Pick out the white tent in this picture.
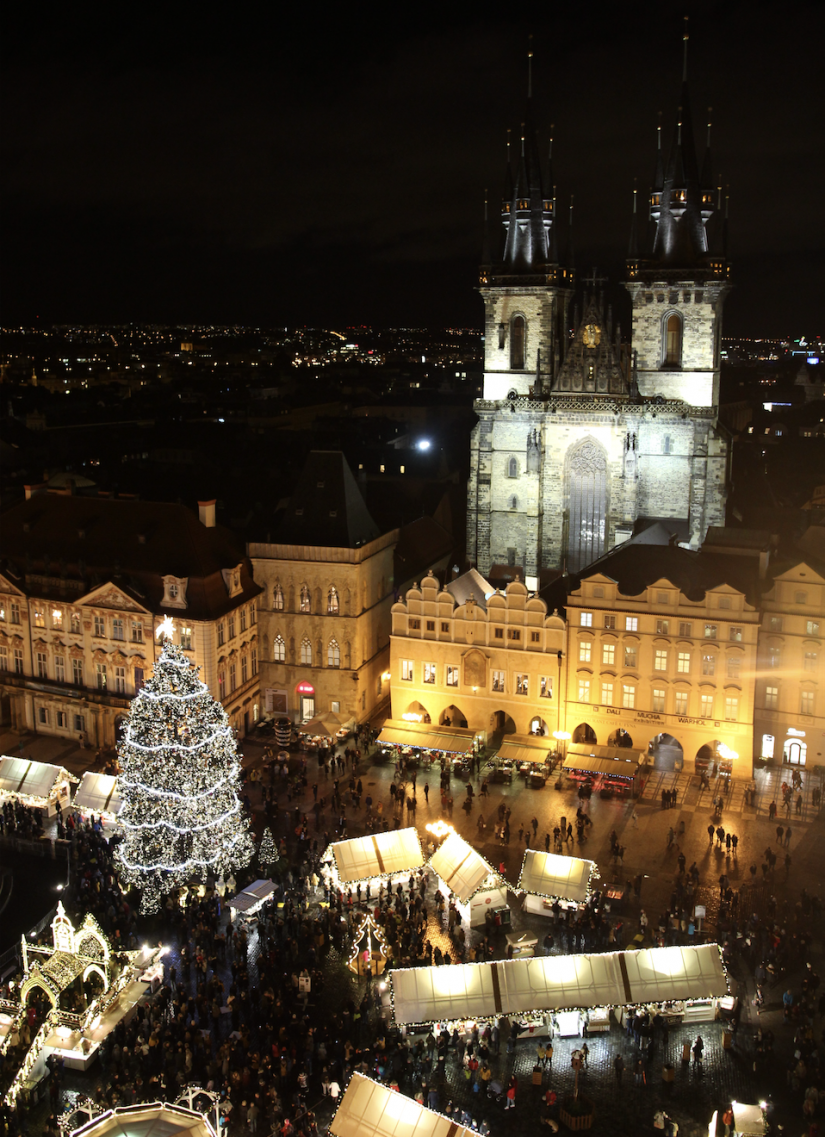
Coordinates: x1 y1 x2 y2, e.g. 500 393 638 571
0 756 77 815
330 828 424 884
330 1073 475 1137
74 772 122 819
428 831 499 905
228 879 276 914
389 944 727 1026
518 850 595 903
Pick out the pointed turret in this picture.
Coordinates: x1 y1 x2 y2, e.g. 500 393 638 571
650 113 664 224
628 183 640 260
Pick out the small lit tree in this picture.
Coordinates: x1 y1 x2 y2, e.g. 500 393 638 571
259 827 277 871
115 621 254 913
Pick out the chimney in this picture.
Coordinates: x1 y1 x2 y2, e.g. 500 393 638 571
198 500 216 528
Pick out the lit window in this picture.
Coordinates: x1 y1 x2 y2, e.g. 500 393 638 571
704 624 718 639
34 609 45 628
625 617 638 632
601 681 613 705
604 615 616 630
727 656 741 679
702 653 716 676
11 602 20 625
423 662 436 684
677 652 690 674
273 635 285 662
700 694 714 717
0 604 4 623
115 666 126 694
578 678 590 702
807 621 821 636
401 659 414 681
679 622 692 637
300 639 312 665
580 612 593 627
656 620 669 635
675 691 688 715
624 646 637 669
602 643 615 666
180 626 192 650
725 696 739 721
300 585 311 613
761 734 775 759
729 627 743 642
769 616 783 632
36 651 48 678
94 614 105 637
579 641 592 663
273 585 284 611
804 652 818 672
52 609 63 630
768 647 781 669
540 676 552 698
328 587 339 614
111 618 125 642
765 685 778 710
801 690 815 715
96 663 107 690
446 666 459 687
131 620 143 643
652 688 665 713
622 685 635 709
515 674 528 695
492 670 505 692
654 649 667 671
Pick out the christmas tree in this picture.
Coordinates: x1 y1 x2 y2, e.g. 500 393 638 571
115 619 254 913
259 827 277 871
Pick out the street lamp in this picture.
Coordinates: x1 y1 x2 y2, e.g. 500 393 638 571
553 730 571 764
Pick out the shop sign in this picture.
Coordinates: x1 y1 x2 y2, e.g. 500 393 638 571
295 681 315 695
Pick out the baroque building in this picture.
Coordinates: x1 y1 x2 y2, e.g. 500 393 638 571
467 47 731 585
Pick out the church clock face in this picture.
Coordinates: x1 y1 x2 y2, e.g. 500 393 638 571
582 324 601 348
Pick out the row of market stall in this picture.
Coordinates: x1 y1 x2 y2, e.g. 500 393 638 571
0 756 121 822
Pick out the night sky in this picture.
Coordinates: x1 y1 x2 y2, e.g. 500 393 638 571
2 2 823 335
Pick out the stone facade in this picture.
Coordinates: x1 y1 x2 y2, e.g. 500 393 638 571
480 285 572 401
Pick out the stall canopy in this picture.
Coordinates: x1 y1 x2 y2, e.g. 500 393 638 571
330 1073 475 1137
377 719 475 755
563 744 646 778
331 828 424 884
496 734 552 765
389 944 727 1026
428 831 500 905
228 879 276 913
73 772 122 818
0 756 78 806
518 850 596 903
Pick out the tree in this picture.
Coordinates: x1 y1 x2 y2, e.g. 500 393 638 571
115 624 254 913
259 827 277 870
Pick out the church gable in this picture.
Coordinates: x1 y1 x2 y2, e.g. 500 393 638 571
552 294 629 396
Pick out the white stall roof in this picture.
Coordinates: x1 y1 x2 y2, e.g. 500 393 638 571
0 756 77 803
228 879 276 911
390 945 727 1025
74 772 122 817
731 1103 766 1136
517 850 595 903
377 720 475 755
331 828 424 883
428 831 498 905
496 735 552 765
330 1073 475 1137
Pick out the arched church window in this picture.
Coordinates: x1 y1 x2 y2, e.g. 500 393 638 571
300 638 312 665
567 439 608 573
300 585 311 613
327 587 339 614
273 584 284 611
664 313 682 366
273 635 285 662
328 639 340 668
508 456 518 478
510 315 525 369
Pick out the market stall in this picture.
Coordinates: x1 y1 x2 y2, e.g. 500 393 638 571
376 719 478 760
495 735 555 785
73 773 122 824
427 828 508 927
328 828 425 885
517 850 598 915
562 744 646 795
707 1102 766 1137
0 756 78 818
389 944 728 1028
227 879 276 923
330 1073 475 1137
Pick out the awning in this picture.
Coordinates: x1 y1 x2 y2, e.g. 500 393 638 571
228 879 276 912
377 719 475 755
331 828 424 883
563 744 645 778
428 831 499 905
389 944 727 1026
330 1073 475 1137
74 772 122 817
0 756 78 805
496 734 552 765
517 850 596 903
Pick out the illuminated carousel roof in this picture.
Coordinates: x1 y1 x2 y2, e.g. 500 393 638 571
71 1103 217 1137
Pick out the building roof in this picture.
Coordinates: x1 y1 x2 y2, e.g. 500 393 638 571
275 451 381 548
571 542 759 605
446 567 494 611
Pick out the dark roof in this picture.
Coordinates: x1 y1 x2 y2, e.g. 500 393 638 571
571 542 760 605
704 527 773 551
394 516 454 592
275 451 381 548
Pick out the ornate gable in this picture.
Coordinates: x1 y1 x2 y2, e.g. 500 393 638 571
79 583 148 614
0 573 25 597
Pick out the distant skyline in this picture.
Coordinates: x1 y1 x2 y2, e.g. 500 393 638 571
2 2 822 335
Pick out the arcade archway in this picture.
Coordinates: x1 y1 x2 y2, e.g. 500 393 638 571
572 722 597 744
403 701 431 724
648 733 684 772
440 705 467 728
529 716 549 736
489 711 517 735
608 728 633 749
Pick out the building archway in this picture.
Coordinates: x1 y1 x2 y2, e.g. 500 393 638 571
608 728 633 749
648 733 684 772
440 705 467 728
784 738 807 766
695 739 731 778
403 701 431 725
489 711 517 736
529 716 549 737
572 722 597 744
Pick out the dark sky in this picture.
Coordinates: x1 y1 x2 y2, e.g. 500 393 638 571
2 1 823 336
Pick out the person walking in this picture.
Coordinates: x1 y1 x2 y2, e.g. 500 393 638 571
775 825 784 845
424 783 429 803
707 823 715 845
631 810 639 829
784 825 792 848
634 1057 644 1086
614 1054 624 1085
692 1035 704 1068
504 1079 517 1111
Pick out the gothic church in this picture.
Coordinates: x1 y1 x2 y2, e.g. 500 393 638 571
466 44 731 586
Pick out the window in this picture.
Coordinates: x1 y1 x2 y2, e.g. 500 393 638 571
725 695 739 721
601 681 613 705
729 626 742 642
762 733 775 759
74 713 85 733
602 643 615 666
654 649 667 671
446 666 459 687
625 617 638 632
240 609 247 632
727 656 741 679
11 602 20 625
664 312 682 365
508 629 521 641
530 630 540 643
401 660 414 681
515 674 529 695
540 676 552 698
622 685 636 708
250 604 256 626
675 691 688 715
229 663 236 693
578 678 590 702
508 456 518 478
217 622 225 647
423 663 436 684
510 315 525 369
769 616 783 632
300 639 312 665
38 707 49 725
168 582 178 599
55 656 65 683
494 627 504 639
768 647 781 669
112 618 124 641
273 585 284 611
180 626 193 651
656 620 669 635
604 615 616 629
580 612 593 627
409 619 421 630
328 587 339 614
13 648 23 674
73 659 84 686
700 693 714 717
52 609 63 630
427 621 436 632
251 648 257 675
804 651 818 672
115 666 126 694
241 655 249 683
808 621 821 636
795 591 808 604
218 671 225 697
300 585 311 613
96 663 107 690
57 711 67 729
228 615 236 640
33 609 45 628
624 646 637 669
704 624 718 639
702 653 716 676
492 670 505 693
0 647 6 671
801 691 815 715
0 604 4 623
652 688 665 713
36 651 47 678
131 620 143 643
765 685 778 710
679 622 692 637
579 641 592 663
441 622 450 633
677 652 690 673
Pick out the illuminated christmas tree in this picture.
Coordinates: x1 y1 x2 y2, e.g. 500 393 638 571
115 619 254 913
259 827 277 870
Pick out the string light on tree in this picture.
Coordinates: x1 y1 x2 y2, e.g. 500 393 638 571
115 628 253 913
259 827 277 870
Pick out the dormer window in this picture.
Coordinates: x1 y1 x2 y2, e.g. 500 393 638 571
221 565 243 599
162 575 189 609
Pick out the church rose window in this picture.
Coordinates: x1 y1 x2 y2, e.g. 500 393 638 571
510 316 525 369
567 440 607 573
